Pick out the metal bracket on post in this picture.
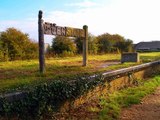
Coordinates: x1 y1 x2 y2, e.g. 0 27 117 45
83 25 88 66
38 10 45 73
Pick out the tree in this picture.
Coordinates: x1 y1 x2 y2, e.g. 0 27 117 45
0 38 4 61
74 33 98 54
0 28 38 61
97 33 126 53
51 36 77 56
114 39 133 53
74 37 83 54
24 40 38 59
88 34 98 54
97 33 114 53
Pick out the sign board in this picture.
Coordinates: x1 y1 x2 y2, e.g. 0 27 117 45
38 10 88 74
43 22 85 37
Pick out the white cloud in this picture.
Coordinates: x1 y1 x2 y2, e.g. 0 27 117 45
1 0 160 44
0 20 38 40
65 0 99 8
0 18 54 44
44 0 160 43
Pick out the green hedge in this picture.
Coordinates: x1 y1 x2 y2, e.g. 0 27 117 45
0 74 104 120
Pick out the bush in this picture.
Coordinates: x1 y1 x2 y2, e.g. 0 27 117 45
0 28 38 61
75 33 98 54
51 36 77 56
60 51 75 57
96 33 133 54
0 74 104 119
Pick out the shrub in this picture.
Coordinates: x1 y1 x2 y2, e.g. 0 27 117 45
0 74 104 119
0 28 38 61
51 36 77 56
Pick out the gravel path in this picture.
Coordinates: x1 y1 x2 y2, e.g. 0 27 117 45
119 87 160 120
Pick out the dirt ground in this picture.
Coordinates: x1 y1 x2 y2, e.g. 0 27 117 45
55 87 160 120
54 63 160 120
119 87 160 120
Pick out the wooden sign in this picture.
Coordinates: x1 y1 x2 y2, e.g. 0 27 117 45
38 10 88 74
43 22 85 37
66 27 85 38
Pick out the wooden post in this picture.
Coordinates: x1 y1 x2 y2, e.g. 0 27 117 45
38 10 45 73
83 25 88 66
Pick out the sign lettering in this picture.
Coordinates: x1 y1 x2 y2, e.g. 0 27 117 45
66 27 85 37
38 10 88 74
43 22 85 37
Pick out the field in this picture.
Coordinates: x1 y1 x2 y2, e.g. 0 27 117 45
0 52 160 93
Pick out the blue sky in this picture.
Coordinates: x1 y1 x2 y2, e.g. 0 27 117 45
0 0 81 20
1 0 160 44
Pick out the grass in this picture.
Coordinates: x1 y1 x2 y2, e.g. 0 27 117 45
98 76 160 120
140 52 160 62
0 54 121 93
0 52 160 93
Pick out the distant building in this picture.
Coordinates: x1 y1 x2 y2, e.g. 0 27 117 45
134 41 160 52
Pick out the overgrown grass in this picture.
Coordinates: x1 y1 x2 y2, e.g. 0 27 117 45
140 52 160 62
98 76 160 120
0 52 160 93
0 54 120 93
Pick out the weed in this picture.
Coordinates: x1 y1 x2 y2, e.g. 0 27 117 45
98 76 160 119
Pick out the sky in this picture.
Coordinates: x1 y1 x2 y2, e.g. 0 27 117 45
1 0 160 44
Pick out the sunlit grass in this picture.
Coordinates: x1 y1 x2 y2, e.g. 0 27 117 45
140 52 160 62
0 52 160 93
98 76 160 119
0 54 120 93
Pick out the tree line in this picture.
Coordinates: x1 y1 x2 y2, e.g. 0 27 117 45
49 33 133 57
0 28 133 61
0 28 38 61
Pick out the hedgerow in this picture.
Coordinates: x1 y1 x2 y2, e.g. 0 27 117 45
0 74 104 120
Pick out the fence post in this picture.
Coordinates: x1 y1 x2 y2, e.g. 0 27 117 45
38 10 45 73
83 25 88 66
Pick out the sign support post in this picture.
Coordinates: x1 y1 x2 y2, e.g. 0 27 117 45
38 10 88 73
83 25 88 66
38 10 45 73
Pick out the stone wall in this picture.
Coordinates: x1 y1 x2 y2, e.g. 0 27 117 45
121 52 139 63
0 60 160 113
60 60 160 112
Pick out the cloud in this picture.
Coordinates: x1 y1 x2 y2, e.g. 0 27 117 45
65 0 100 8
1 0 160 44
0 20 38 40
44 0 160 43
0 18 54 44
